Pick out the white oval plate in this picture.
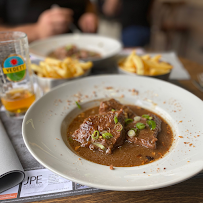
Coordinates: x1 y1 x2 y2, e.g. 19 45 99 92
29 33 122 62
22 75 203 191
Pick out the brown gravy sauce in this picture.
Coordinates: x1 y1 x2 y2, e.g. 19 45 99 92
67 105 174 167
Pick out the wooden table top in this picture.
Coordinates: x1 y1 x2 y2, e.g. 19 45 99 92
32 58 203 203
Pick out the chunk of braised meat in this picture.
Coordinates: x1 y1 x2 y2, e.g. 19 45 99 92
71 109 125 154
99 99 136 118
51 45 78 60
126 114 162 149
51 47 68 60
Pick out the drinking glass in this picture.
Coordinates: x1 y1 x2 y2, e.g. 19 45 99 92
0 31 35 118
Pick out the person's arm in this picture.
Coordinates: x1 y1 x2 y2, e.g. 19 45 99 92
0 24 39 42
0 7 73 43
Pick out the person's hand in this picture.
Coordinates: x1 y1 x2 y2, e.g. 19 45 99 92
35 7 73 39
78 13 98 33
102 0 120 17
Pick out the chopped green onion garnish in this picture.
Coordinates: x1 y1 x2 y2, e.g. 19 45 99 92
147 120 156 130
136 122 146 130
94 143 106 150
111 109 115 111
142 114 153 120
127 130 136 137
91 130 100 140
114 123 123 131
101 130 108 135
75 101 81 109
66 45 72 51
130 128 138 133
134 116 141 122
114 115 118 124
102 132 113 139
142 114 152 119
127 128 138 137
68 137 73 142
125 118 133 125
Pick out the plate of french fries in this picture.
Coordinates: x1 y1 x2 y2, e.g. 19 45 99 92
31 57 93 93
118 51 173 80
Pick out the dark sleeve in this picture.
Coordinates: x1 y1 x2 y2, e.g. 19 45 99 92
0 0 6 23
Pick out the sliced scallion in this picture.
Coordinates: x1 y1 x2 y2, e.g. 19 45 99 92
142 114 150 119
94 143 106 150
128 130 136 137
114 123 123 131
75 101 81 109
114 115 118 124
131 128 138 133
91 130 100 140
111 109 115 112
68 137 73 142
142 114 153 120
101 130 108 135
125 118 133 125
147 120 156 130
66 45 72 51
102 132 113 139
136 122 146 130
134 116 141 122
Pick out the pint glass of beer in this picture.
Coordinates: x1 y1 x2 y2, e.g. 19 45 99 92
0 31 35 118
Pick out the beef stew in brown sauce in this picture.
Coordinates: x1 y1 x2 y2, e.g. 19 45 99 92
48 44 101 60
67 99 173 167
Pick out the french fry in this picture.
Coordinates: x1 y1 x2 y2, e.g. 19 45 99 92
31 57 93 79
123 51 135 68
31 64 45 76
141 54 150 60
60 62 73 78
144 60 173 71
119 51 173 76
132 55 144 75
150 55 161 62
44 57 61 66
79 61 93 70
74 65 84 77
37 72 44 78
120 66 136 73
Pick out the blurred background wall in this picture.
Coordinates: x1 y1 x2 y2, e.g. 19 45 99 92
95 0 203 64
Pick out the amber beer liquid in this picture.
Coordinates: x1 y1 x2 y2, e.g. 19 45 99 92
1 88 35 114
0 31 36 118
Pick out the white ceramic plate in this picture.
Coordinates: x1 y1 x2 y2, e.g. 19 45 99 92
29 34 122 62
22 75 203 191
